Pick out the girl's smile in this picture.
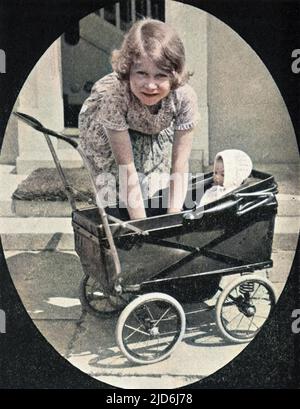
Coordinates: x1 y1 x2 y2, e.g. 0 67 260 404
130 56 172 106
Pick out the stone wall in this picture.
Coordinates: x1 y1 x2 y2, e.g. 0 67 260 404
166 1 208 170
207 12 298 165
1 2 298 172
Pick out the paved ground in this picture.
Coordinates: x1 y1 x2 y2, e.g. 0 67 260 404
0 163 299 388
4 249 250 388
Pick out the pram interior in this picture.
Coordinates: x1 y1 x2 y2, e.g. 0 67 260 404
72 169 277 301
74 171 263 225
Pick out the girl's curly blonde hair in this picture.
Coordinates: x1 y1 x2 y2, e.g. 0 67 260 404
111 18 191 89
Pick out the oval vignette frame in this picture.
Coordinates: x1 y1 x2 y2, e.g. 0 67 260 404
0 0 299 389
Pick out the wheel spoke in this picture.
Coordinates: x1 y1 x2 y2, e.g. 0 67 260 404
222 310 242 325
235 313 246 329
132 311 148 329
252 297 272 303
154 307 172 326
251 282 261 300
145 305 155 320
124 324 150 339
247 316 259 331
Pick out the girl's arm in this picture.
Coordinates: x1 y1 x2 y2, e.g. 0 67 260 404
167 129 194 214
105 128 146 220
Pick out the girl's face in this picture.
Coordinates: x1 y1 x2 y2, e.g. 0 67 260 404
129 56 172 106
213 159 224 186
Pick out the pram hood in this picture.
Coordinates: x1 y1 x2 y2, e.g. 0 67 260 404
200 149 252 205
215 149 253 189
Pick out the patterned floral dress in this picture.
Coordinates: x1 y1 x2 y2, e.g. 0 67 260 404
79 72 198 206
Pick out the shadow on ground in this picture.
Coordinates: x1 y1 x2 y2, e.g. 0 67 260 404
6 250 83 319
4 249 248 386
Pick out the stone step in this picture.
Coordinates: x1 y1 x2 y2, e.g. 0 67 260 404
0 166 28 216
12 200 74 218
0 215 299 251
276 194 300 216
252 164 299 196
0 217 74 250
2 163 298 218
267 250 296 285
273 216 300 251
16 149 83 175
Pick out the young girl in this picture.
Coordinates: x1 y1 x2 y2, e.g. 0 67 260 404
200 149 253 205
79 18 199 220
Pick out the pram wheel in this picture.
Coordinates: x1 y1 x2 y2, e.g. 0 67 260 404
116 293 186 365
216 275 277 343
79 275 126 318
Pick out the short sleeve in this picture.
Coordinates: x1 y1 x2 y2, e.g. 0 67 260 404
173 84 199 131
82 73 129 132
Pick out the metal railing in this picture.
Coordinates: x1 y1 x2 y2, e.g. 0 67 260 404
96 0 164 31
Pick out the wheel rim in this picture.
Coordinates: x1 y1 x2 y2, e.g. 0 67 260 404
80 275 124 315
219 279 276 342
121 298 184 363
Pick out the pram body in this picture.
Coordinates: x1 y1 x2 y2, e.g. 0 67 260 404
14 112 278 365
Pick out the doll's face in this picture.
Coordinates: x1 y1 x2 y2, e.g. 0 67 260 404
213 158 224 186
129 56 172 106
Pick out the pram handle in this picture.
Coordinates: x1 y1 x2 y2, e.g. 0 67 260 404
183 185 278 221
13 112 78 148
234 184 278 198
235 195 275 216
183 198 242 220
234 185 278 216
13 111 147 286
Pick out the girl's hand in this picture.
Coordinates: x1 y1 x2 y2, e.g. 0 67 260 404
167 208 182 214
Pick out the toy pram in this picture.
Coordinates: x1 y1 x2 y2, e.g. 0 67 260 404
14 112 279 365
